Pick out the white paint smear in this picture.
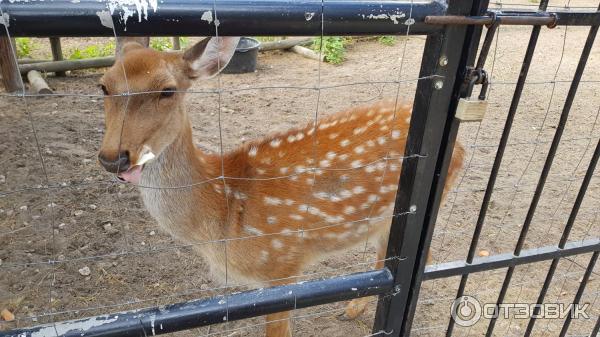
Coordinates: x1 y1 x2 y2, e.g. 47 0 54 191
96 10 114 29
0 13 9 27
360 11 406 24
201 10 213 24
305 12 315 21
31 316 119 337
107 0 158 25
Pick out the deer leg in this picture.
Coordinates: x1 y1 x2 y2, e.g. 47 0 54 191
266 311 292 337
339 233 388 321
265 279 293 337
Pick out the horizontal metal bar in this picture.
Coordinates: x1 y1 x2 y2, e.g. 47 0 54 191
426 9 600 27
0 268 393 337
0 0 446 38
423 238 600 280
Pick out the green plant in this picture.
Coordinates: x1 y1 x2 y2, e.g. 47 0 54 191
254 36 280 43
378 35 396 46
150 37 173 51
68 42 115 60
15 38 35 58
311 37 349 64
179 37 190 49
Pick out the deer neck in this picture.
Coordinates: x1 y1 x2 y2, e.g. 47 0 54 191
138 119 227 243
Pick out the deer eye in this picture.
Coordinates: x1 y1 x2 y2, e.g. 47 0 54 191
100 85 109 96
160 87 176 98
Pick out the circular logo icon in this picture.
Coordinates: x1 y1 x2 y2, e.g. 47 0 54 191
451 295 482 327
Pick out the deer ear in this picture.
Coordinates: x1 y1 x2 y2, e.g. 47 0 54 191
183 37 240 79
116 40 146 59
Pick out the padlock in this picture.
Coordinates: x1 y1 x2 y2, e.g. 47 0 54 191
456 70 489 122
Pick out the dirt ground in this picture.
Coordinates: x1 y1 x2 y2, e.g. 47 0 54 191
1 4 599 337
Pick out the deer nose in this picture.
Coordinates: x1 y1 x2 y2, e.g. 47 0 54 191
98 151 130 173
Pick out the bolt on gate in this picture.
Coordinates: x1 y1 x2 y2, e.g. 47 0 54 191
0 0 599 336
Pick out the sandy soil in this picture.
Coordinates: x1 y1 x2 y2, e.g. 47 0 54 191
1 4 599 337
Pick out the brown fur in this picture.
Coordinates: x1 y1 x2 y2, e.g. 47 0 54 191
98 38 465 337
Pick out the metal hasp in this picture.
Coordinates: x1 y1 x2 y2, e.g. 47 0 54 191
0 0 446 37
0 269 393 337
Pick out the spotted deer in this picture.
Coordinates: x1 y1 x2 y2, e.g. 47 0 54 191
97 37 465 337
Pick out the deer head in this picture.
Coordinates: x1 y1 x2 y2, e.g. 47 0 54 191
97 37 240 184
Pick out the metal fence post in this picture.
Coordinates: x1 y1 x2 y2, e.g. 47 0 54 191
372 1 488 336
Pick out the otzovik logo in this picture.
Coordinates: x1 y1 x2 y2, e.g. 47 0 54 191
451 296 482 327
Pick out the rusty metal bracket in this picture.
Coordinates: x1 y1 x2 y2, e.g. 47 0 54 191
426 11 558 28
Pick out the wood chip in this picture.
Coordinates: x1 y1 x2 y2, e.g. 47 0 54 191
1 309 15 321
478 250 490 257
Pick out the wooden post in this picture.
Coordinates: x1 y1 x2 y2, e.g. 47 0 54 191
172 36 181 50
0 36 23 93
49 37 66 76
27 70 53 94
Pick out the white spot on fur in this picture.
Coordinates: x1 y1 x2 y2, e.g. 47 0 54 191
280 167 289 174
377 137 387 145
328 133 339 139
284 199 295 206
340 139 351 147
267 216 277 224
281 228 294 236
259 250 269 263
353 126 367 135
344 206 356 215
248 146 258 157
290 214 304 221
295 165 306 173
270 139 282 148
340 190 353 199
353 186 366 194
272 239 284 249
339 154 349 161
326 151 336 160
351 160 363 168
319 160 331 168
244 225 263 235
392 130 401 139
354 146 365 154
264 196 282 205
256 168 266 175
306 178 314 185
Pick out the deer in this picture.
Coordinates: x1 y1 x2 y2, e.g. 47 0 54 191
97 36 465 337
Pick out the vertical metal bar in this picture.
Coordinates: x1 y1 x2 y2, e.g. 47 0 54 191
559 251 599 337
525 137 600 337
486 7 598 336
446 5 547 337
398 0 493 335
49 37 66 76
371 1 479 335
592 313 600 337
0 36 22 92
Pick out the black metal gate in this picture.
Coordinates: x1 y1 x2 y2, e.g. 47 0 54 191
0 1 598 336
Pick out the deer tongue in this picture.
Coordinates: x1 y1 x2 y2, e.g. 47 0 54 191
118 165 143 184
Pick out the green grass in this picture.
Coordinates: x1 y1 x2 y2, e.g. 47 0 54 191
68 42 115 59
150 37 173 51
378 36 397 46
311 37 351 64
15 38 35 58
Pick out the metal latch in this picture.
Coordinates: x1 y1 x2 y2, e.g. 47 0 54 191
456 13 500 122
456 67 489 122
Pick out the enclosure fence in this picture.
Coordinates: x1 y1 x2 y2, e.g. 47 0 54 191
0 0 599 337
